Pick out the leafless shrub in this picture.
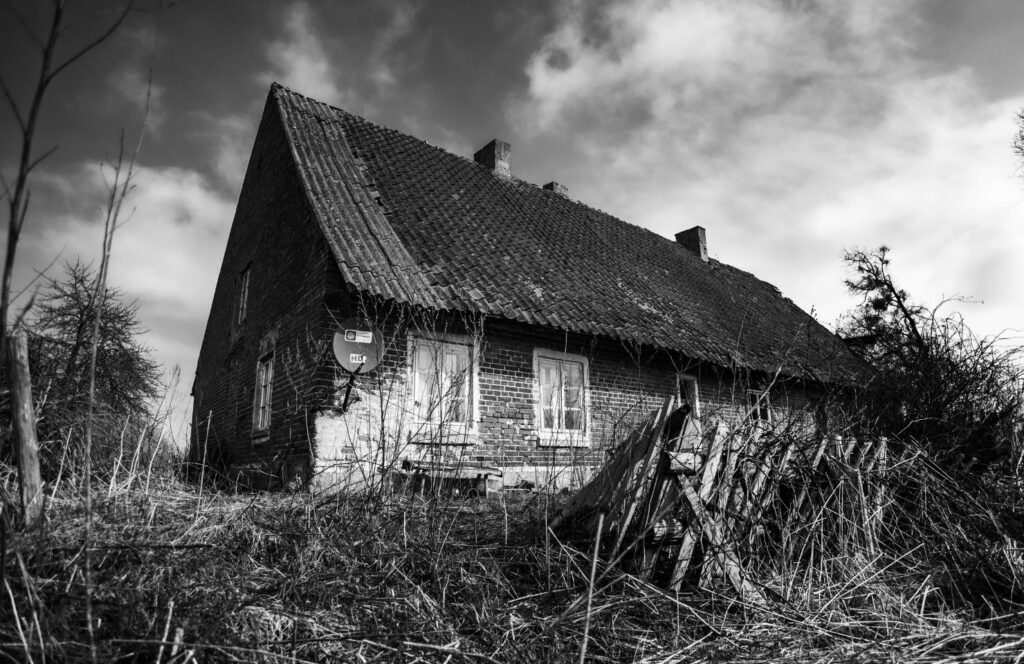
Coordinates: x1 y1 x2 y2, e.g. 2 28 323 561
842 246 1024 469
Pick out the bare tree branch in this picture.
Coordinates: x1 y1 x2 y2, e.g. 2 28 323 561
48 2 134 83
2 0 44 50
0 74 26 132
24 144 59 176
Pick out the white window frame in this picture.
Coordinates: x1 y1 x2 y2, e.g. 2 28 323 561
533 348 590 447
237 266 251 326
746 388 773 425
253 353 274 433
407 333 479 438
679 374 700 418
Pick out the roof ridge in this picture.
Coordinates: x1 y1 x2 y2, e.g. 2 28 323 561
272 84 709 261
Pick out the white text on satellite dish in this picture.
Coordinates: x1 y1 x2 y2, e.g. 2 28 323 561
345 329 373 344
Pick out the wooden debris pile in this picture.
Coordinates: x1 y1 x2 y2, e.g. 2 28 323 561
554 397 889 604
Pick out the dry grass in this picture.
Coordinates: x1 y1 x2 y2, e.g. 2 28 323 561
2 446 1024 663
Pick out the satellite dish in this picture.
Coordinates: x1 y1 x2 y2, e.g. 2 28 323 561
332 317 383 373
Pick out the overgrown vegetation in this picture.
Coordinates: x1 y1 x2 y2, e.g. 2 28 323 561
1 249 1022 662
2 434 1024 663
9 260 164 477
841 246 1024 468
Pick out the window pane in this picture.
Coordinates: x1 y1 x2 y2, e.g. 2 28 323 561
254 357 273 429
563 362 583 431
539 360 559 430
442 348 468 423
564 363 583 408
415 343 438 420
414 340 473 426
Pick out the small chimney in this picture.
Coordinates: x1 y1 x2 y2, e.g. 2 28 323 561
543 181 568 196
474 139 511 179
675 226 707 262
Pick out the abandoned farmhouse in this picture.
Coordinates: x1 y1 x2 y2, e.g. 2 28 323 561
191 83 866 490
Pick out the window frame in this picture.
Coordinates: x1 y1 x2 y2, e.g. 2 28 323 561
533 348 590 447
746 387 773 425
678 374 700 419
253 352 274 435
406 333 479 439
237 265 251 327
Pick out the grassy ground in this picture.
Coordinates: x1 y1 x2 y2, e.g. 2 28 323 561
2 457 1024 663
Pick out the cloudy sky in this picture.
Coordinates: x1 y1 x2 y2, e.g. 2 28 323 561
2 0 1024 421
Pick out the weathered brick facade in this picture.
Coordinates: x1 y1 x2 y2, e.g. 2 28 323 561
304 304 822 491
192 85 844 490
193 97 336 483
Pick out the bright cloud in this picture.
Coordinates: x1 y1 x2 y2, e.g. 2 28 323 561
512 0 1024 342
195 111 257 194
261 2 348 106
18 162 235 380
259 1 421 116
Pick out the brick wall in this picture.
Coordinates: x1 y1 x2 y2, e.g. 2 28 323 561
192 93 334 485
311 310 825 490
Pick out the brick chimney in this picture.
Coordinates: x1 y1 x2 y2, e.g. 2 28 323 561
543 181 567 196
474 139 511 179
675 226 707 262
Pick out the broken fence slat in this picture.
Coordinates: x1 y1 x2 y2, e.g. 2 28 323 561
703 428 748 585
669 526 700 591
697 423 729 503
610 397 678 556
678 476 766 606
553 397 673 533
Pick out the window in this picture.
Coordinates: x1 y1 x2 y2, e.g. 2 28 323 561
747 388 772 424
534 349 589 445
679 374 700 418
253 354 274 431
237 266 251 326
411 337 472 427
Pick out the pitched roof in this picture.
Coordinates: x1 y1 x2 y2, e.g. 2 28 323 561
271 83 864 383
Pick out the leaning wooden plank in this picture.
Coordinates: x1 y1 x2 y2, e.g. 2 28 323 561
732 428 765 520
552 397 673 532
631 413 692 578
851 437 875 469
669 526 699 591
636 479 683 581
703 428 748 586
609 397 676 512
870 437 889 523
714 430 745 518
859 437 884 474
679 476 766 606
841 435 857 462
611 398 680 555
698 423 729 503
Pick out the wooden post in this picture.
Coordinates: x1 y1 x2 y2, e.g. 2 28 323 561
9 333 43 527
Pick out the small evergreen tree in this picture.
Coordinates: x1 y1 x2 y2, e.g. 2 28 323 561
1 260 162 476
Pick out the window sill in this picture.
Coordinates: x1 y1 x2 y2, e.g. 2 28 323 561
537 431 590 448
406 424 478 446
251 430 270 444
